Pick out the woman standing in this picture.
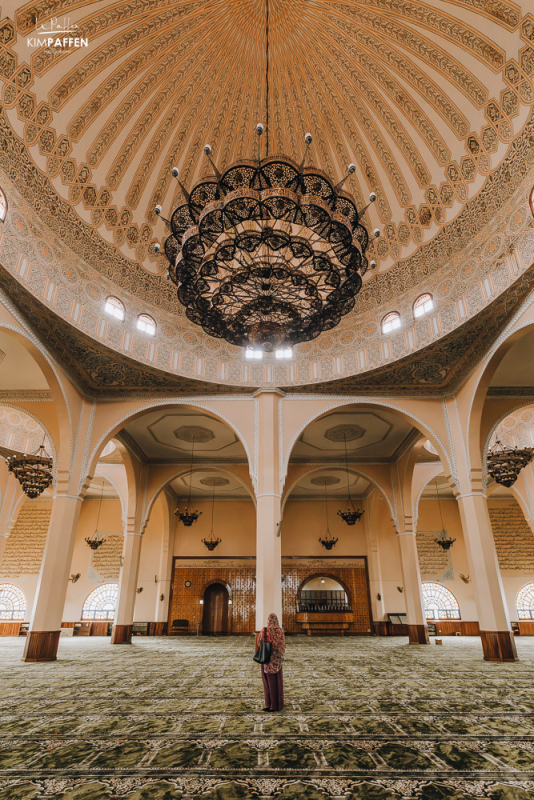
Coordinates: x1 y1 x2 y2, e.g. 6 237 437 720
258 612 285 712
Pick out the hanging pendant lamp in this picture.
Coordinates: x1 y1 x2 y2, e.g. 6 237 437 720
85 480 105 550
175 436 202 526
319 479 338 550
202 484 222 551
337 434 365 525
433 479 456 550
5 441 53 499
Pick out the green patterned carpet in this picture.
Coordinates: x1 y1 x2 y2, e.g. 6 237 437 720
1 635 534 799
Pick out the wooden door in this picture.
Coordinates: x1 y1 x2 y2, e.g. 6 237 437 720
202 584 229 635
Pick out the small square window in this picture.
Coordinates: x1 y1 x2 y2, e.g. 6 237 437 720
275 348 293 359
245 348 263 360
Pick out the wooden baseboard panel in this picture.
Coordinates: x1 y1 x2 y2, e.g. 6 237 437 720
22 630 61 662
110 624 133 644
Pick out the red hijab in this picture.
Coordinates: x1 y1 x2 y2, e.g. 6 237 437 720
266 612 285 653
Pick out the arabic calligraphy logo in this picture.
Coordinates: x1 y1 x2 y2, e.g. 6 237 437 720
27 16 89 48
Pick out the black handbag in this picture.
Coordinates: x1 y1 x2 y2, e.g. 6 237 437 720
253 627 272 664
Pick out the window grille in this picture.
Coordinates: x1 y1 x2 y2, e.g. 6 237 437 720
82 584 119 620
0 584 26 619
422 582 460 620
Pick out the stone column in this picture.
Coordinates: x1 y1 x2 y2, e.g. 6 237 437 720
0 472 25 566
363 497 386 630
397 524 429 645
455 488 517 661
155 495 175 626
23 493 83 662
255 391 283 629
111 521 143 644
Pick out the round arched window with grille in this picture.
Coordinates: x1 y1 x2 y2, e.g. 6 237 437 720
422 582 460 620
413 293 434 318
516 583 534 620
137 313 156 336
381 311 401 334
82 584 119 620
0 584 26 620
104 296 125 321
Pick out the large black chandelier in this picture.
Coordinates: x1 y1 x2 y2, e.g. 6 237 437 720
157 132 377 351
5 443 53 499
337 434 365 525
487 438 533 488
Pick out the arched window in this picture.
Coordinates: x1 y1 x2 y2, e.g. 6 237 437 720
516 583 534 619
0 584 26 620
82 584 119 620
104 296 125 321
137 313 156 336
413 293 434 318
422 582 460 620
0 188 7 222
381 311 401 334
529 186 534 218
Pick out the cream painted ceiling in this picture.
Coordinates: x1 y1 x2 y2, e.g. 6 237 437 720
0 331 48 390
122 408 247 461
4 0 533 279
170 469 251 499
491 328 534 387
291 409 415 461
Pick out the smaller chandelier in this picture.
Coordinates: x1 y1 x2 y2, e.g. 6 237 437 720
175 435 203 526
202 484 221 550
85 481 106 549
337 433 365 525
85 534 104 551
435 531 456 551
319 479 338 550
487 439 533 487
5 443 53 499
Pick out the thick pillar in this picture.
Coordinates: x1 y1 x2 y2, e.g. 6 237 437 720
0 472 25 566
111 523 143 644
155 494 175 625
255 391 283 630
397 527 430 645
456 489 517 662
23 494 83 662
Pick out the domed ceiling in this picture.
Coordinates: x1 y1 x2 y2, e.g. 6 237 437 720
1 0 534 392
4 0 533 273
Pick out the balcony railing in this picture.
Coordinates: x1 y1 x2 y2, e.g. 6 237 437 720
298 590 351 614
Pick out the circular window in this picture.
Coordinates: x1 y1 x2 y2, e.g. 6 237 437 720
185 580 191 588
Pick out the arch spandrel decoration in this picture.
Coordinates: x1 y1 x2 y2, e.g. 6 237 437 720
82 583 119 620
0 584 26 620
422 582 460 620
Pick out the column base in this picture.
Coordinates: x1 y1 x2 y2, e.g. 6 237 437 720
480 630 518 662
22 631 61 662
111 624 133 644
408 624 430 645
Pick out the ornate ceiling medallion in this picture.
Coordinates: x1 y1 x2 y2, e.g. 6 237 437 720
159 130 376 351
5 443 53 499
487 439 534 487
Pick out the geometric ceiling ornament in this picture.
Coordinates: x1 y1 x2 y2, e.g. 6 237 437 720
199 476 230 487
174 425 215 443
310 475 340 486
324 424 365 442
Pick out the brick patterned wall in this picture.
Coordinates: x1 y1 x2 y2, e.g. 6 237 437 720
169 557 372 635
0 502 51 577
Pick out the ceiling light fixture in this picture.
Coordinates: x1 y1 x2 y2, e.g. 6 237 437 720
202 483 222 551
85 480 106 550
157 0 376 352
487 438 533 487
337 433 365 525
319 479 338 550
433 480 455 550
175 435 202 526
5 442 53 499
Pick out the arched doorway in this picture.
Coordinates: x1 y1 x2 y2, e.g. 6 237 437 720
202 583 229 635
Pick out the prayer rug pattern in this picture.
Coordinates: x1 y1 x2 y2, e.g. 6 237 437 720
1 636 534 799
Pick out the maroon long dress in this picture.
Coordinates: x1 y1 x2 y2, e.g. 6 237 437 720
258 613 285 711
